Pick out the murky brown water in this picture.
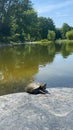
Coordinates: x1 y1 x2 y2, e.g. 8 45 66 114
0 42 73 95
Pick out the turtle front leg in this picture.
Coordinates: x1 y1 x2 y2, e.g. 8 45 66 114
39 89 50 94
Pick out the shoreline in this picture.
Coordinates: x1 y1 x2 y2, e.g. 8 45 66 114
0 42 38 48
0 39 73 48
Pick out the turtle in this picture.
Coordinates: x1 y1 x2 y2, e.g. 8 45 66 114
25 82 47 94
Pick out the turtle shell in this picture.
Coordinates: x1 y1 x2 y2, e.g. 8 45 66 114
25 82 46 94
26 82 41 93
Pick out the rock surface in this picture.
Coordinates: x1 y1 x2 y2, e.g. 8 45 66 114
0 88 73 130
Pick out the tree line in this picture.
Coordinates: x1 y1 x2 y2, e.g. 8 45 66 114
0 0 73 43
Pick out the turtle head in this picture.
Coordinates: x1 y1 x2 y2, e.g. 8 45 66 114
39 83 46 90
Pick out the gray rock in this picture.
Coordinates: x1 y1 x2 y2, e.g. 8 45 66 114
0 88 73 130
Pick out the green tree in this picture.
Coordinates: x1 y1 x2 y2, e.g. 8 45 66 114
55 28 62 39
22 9 39 41
0 0 34 42
47 30 56 41
61 23 71 39
38 17 55 39
66 30 73 40
0 0 19 35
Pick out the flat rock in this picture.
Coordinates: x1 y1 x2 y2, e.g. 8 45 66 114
0 88 73 130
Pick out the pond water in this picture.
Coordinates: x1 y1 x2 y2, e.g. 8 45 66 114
0 42 73 95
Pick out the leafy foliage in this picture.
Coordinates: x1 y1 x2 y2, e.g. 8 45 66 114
38 17 55 39
66 30 73 40
61 23 71 39
55 28 62 39
47 30 56 41
0 0 73 43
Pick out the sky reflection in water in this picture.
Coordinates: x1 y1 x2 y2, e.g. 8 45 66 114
34 54 73 87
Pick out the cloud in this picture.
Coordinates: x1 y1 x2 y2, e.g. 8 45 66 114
55 12 73 18
37 0 73 14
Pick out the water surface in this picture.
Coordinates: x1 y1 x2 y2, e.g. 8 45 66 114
0 42 73 95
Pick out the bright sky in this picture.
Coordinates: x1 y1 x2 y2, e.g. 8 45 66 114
31 0 73 27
